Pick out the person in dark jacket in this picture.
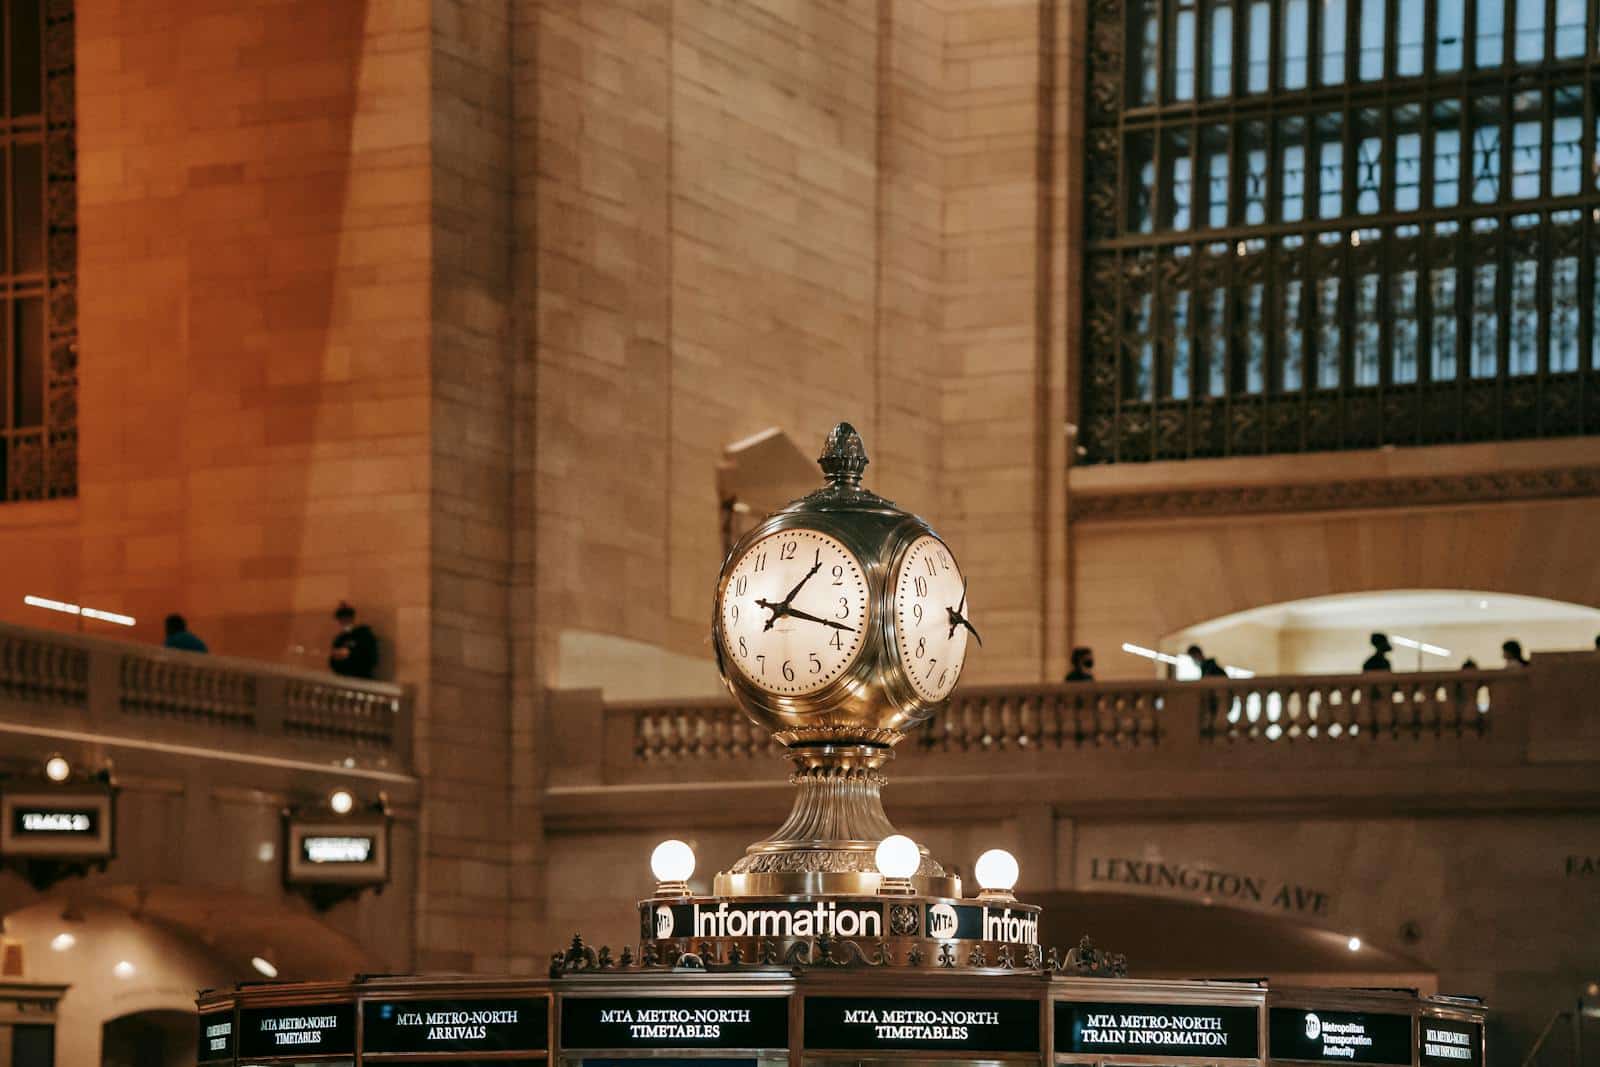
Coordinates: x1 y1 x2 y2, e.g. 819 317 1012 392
1065 646 1095 682
1362 632 1393 672
330 601 379 679
1502 639 1529 668
1186 644 1227 677
163 614 208 653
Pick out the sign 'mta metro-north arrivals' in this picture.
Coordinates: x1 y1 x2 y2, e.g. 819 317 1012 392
560 997 789 1049
804 997 1041 1053
1055 1000 1261 1058
237 1005 355 1058
362 997 549 1053
1269 1008 1412 1064
1419 1018 1482 1067
196 1010 234 1062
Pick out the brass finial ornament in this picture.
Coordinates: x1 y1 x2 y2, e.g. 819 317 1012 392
709 422 982 896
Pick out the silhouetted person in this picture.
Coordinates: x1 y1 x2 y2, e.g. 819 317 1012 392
1362 632 1393 672
162 614 208 654
1066 646 1095 682
1186 644 1227 678
1461 657 1478 670
330 601 378 679
1502 639 1529 668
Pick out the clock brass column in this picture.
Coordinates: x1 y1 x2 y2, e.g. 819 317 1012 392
711 423 976 897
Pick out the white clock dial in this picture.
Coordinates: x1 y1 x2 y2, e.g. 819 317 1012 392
892 534 971 702
719 529 869 695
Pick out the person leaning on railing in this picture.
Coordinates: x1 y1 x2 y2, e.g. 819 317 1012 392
330 601 379 680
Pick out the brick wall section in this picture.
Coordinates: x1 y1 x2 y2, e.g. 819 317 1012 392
428 0 518 970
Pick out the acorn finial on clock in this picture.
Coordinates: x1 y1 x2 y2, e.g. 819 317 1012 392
817 421 868 487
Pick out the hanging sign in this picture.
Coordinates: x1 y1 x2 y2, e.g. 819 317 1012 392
1269 1007 1411 1064
284 817 389 886
238 1004 355 1057
362 997 548 1053
0 789 114 858
804 997 1041 1053
1055 1000 1260 1058
1419 1018 1482 1066
197 1009 235 1062
560 996 789 1049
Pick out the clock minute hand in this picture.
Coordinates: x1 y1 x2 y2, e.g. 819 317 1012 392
784 606 858 632
778 559 823 608
947 604 984 647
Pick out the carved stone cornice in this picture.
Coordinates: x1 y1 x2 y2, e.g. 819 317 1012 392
1070 464 1600 522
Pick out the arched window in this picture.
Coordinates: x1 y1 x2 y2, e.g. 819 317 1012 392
1082 0 1599 461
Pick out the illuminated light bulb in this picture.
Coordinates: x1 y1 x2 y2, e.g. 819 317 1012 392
650 839 695 896
44 755 70 782
1347 936 1362 952
50 933 75 952
251 956 279 978
329 789 354 815
975 848 1021 901
874 835 920 895
113 960 135 979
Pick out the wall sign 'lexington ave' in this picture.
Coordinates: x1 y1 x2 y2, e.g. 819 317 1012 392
1269 1008 1412 1064
646 900 1037 944
238 1005 355 1058
804 997 1041 1053
1055 1000 1260 1058
196 1009 234 1063
560 997 789 1049
362 997 549 1053
1419 1018 1482 1067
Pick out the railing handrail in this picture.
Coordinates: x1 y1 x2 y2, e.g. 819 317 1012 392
0 618 404 697
1519 1008 1573 1067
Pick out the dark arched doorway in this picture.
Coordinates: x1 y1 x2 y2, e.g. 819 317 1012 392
101 1010 193 1067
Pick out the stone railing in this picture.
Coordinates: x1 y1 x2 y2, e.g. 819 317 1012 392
558 655 1600 787
0 621 410 769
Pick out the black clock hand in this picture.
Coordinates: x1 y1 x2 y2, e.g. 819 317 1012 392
957 614 983 647
784 606 858 632
756 558 825 630
778 559 823 608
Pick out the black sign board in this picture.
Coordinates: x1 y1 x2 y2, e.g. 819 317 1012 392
0 790 114 858
238 1004 355 1058
560 996 788 1050
284 818 389 887
645 900 886 941
197 1009 235 1062
1419 1018 1482 1066
1056 1000 1260 1058
1269 1007 1411 1064
363 997 548 1053
805 997 1041 1053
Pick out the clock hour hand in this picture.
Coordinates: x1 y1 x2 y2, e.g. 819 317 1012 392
778 559 823 608
784 606 858 632
755 596 787 631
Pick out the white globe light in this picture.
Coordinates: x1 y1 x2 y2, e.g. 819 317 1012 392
44 756 70 782
874 835 920 880
1347 936 1362 952
251 956 279 978
650 839 695 883
974 848 1020 892
328 789 354 815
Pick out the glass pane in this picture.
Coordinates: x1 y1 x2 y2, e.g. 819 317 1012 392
1397 0 1424 73
1355 109 1383 213
1202 285 1228 395
1129 132 1156 233
1280 117 1308 221
1554 0 1585 55
1438 0 1465 69
1164 127 1194 229
1128 290 1156 400
1432 262 1459 380
1205 1 1234 97
1316 273 1342 388
1552 88 1583 196
1132 0 1161 103
1509 239 1538 376
1282 0 1310 86
11 297 41 428
8 0 41 117
1510 93 1541 199
1395 105 1423 210
1354 267 1381 384
1281 241 1305 391
1513 0 1545 61
1471 99 1502 203
1171 283 1193 397
1321 0 1347 82
1242 279 1266 392
1393 266 1420 382
1471 262 1499 379
1316 113 1344 218
1359 0 1386 79
1246 0 1270 91
1476 0 1505 65
1433 101 1461 206
1242 121 1269 223
1171 0 1198 99
1203 124 1229 227
1551 254 1579 371
13 142 41 274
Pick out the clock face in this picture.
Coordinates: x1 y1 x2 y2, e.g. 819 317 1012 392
719 528 870 695
892 534 970 702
